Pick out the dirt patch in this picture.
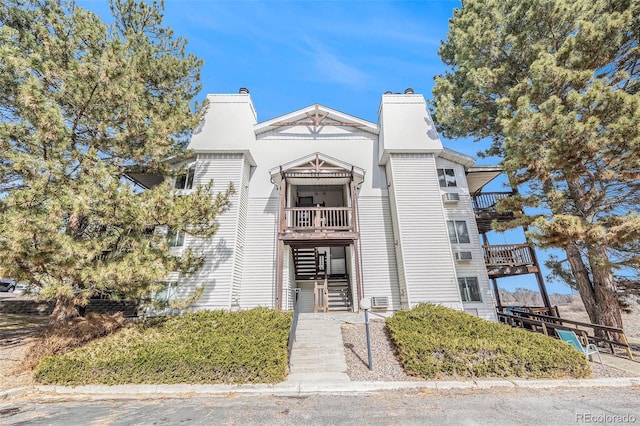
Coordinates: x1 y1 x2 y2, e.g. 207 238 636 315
23 312 127 369
1 312 127 391
0 314 48 391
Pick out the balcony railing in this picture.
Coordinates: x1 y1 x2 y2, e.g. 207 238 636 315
482 244 535 267
284 207 353 232
471 191 514 213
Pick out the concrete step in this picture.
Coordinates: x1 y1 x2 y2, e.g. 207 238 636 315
290 365 347 374
287 314 350 382
289 359 347 368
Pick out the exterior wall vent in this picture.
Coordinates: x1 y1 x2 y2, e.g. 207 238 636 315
371 296 389 308
442 192 460 203
455 251 473 261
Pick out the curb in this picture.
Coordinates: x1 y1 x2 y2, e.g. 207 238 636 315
0 387 30 401
1 378 638 401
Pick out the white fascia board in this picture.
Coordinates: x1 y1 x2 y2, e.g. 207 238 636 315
379 149 443 165
268 151 366 185
254 104 379 135
439 148 476 168
194 149 257 167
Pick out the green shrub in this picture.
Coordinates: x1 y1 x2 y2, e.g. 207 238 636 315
386 304 591 380
34 308 292 385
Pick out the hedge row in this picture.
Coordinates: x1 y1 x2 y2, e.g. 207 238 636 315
34 308 292 385
386 304 591 379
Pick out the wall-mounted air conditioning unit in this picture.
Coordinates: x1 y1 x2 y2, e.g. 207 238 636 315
455 251 473 261
442 192 460 204
371 296 389 309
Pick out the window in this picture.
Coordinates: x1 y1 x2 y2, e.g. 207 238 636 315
175 167 195 190
438 168 457 187
447 220 470 244
168 228 185 247
155 281 178 303
458 277 481 302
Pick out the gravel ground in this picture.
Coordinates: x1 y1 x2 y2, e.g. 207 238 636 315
341 320 419 382
340 320 637 381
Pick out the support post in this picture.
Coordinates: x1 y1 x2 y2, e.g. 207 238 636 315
350 178 363 306
276 178 287 310
506 172 553 312
276 240 284 310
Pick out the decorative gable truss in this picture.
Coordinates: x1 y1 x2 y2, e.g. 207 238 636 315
255 104 378 136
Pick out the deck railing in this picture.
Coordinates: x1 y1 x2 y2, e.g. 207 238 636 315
482 244 535 267
284 207 353 232
471 191 514 212
497 308 634 360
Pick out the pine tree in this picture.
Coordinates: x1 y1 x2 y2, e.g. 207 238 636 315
0 0 231 323
433 0 640 333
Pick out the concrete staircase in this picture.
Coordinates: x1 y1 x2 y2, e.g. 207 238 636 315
286 313 351 384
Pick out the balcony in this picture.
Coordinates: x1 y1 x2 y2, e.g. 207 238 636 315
483 244 539 278
471 191 518 233
280 207 357 243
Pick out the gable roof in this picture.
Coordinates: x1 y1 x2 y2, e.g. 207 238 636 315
269 152 366 186
255 104 378 135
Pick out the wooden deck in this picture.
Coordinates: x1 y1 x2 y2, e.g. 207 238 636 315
280 206 358 243
497 307 634 360
483 244 539 278
472 191 518 233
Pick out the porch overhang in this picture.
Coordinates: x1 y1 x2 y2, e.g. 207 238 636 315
466 165 503 193
124 156 196 190
269 152 365 187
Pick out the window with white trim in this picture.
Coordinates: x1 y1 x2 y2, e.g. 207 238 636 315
155 281 178 304
458 277 481 302
437 168 457 187
447 220 470 244
168 228 185 247
174 167 195 190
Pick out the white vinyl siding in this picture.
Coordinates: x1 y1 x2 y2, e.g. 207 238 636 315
437 158 497 321
386 153 461 308
297 281 316 313
358 196 401 310
182 154 244 310
239 197 279 308
231 161 251 309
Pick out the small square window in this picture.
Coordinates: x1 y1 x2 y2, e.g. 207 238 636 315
438 168 457 188
175 168 195 190
168 228 185 247
458 277 481 302
155 281 178 303
447 220 470 244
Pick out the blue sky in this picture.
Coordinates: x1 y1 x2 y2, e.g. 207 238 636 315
79 0 574 295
